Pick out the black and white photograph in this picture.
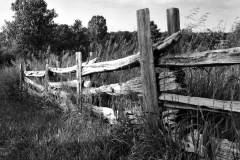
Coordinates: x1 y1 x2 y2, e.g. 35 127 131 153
0 0 240 159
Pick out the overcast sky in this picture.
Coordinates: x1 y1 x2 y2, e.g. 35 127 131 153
0 0 240 32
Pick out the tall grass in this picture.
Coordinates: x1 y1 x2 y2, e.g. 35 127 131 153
0 64 135 160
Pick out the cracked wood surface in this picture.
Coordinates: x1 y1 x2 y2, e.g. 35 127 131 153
48 70 182 95
24 77 44 92
157 47 240 67
160 93 240 113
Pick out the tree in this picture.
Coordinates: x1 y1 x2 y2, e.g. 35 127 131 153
51 24 74 53
50 20 90 61
3 0 57 56
150 21 162 43
71 20 90 61
88 16 108 43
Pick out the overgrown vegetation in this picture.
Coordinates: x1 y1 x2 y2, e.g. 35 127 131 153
1 2 240 160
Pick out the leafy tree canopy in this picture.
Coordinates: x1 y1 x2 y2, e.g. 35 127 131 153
2 0 57 55
88 15 108 43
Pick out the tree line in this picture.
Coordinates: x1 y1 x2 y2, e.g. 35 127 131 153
1 0 239 64
0 0 163 62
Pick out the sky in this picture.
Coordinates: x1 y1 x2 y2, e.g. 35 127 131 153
0 0 240 32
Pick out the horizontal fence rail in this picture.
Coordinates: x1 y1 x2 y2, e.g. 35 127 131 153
157 47 240 67
24 31 181 78
160 93 240 113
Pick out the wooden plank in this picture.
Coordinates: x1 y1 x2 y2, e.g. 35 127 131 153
48 71 182 94
24 77 45 92
157 47 240 67
90 105 117 124
48 80 78 88
82 77 142 95
48 58 97 74
83 77 181 96
82 53 140 76
163 101 223 113
49 65 77 74
137 8 160 132
24 70 45 77
153 31 181 54
159 93 240 113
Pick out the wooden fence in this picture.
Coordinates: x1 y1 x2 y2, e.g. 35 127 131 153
19 8 240 160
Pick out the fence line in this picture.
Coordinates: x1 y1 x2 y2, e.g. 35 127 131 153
19 7 240 159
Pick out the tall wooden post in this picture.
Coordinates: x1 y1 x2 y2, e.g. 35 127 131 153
20 62 24 93
167 8 181 53
56 56 61 82
137 8 160 133
76 52 82 110
167 8 185 88
45 63 49 91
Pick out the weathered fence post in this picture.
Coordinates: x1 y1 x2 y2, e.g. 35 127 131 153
167 8 181 53
137 8 160 133
56 56 61 82
167 8 185 88
45 63 49 91
20 62 24 93
76 52 82 110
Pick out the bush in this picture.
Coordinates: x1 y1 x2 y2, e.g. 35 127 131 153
0 53 16 67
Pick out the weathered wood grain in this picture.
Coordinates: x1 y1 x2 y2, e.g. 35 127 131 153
49 65 77 74
49 58 97 74
24 77 45 92
160 93 240 113
137 8 160 132
45 64 49 90
157 47 240 67
48 71 182 95
48 80 78 88
167 8 181 53
76 52 82 106
24 71 45 77
82 53 140 76
153 31 181 54
163 101 223 113
90 104 117 124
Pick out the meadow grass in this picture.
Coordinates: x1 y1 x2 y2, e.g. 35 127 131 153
0 64 135 160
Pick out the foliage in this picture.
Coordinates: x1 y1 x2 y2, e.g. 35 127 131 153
2 0 57 56
88 15 108 45
227 18 240 47
51 21 89 60
52 24 74 53
150 21 162 43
